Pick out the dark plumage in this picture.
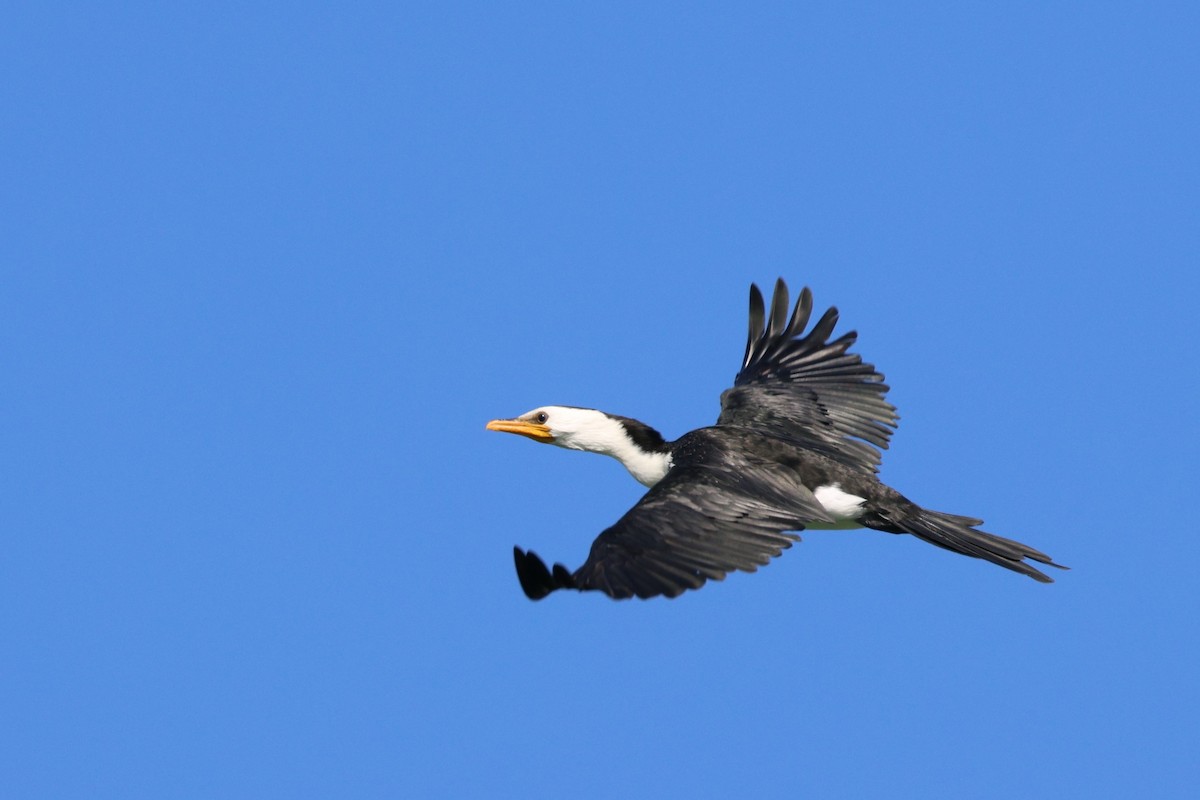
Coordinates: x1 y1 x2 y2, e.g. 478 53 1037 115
492 279 1066 600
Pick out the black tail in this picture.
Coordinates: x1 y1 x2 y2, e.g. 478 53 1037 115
880 509 1067 583
513 547 577 600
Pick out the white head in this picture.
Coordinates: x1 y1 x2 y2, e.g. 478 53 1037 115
486 405 673 487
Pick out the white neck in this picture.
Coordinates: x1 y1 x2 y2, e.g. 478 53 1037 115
605 437 673 488
546 408 673 487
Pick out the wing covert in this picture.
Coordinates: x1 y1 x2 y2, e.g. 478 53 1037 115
718 279 898 473
513 433 835 600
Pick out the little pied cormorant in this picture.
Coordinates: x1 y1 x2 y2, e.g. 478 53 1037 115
488 279 1065 600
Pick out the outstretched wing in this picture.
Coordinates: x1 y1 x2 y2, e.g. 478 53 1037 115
513 432 836 600
717 278 898 474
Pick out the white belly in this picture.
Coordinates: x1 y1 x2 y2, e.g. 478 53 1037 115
808 484 866 530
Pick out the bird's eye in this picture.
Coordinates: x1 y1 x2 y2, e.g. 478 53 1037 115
535 412 549 424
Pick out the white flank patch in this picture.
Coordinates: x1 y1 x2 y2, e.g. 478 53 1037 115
809 484 866 530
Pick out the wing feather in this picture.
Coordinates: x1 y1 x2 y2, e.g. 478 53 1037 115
718 279 898 473
512 432 828 600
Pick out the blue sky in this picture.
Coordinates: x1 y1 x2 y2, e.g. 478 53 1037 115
2 2 1197 797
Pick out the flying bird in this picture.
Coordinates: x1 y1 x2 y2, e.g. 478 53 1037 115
487 279 1064 600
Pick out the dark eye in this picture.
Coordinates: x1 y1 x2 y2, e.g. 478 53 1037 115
535 412 549 424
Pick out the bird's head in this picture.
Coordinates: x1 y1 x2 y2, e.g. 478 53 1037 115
487 406 672 486
486 406 616 451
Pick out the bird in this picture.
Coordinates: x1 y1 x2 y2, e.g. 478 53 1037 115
487 279 1065 600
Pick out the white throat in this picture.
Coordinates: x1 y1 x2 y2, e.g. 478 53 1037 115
547 408 673 487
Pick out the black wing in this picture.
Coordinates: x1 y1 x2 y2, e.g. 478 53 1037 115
717 279 898 474
513 432 837 600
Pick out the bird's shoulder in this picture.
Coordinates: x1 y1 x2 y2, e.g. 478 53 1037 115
674 426 879 489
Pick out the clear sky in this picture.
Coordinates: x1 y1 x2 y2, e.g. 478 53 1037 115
2 2 1197 797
